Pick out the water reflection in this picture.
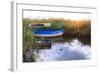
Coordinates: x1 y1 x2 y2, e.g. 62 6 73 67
33 37 64 49
24 37 91 62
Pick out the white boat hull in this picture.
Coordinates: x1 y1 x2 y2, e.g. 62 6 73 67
34 32 63 37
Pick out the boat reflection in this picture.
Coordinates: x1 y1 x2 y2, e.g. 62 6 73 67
33 37 64 49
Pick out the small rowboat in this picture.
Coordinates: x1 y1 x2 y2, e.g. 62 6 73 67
33 29 64 37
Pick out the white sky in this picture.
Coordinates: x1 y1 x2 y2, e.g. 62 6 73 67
23 10 91 20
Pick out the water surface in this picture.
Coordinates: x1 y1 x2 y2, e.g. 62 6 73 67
24 38 91 62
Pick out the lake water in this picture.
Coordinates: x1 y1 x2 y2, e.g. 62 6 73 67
24 37 91 62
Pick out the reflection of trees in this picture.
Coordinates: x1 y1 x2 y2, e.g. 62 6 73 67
63 35 90 45
78 36 91 45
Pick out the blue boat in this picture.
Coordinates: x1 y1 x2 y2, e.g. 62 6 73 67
33 29 64 37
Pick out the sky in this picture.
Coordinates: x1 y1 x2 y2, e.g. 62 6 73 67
23 10 91 20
